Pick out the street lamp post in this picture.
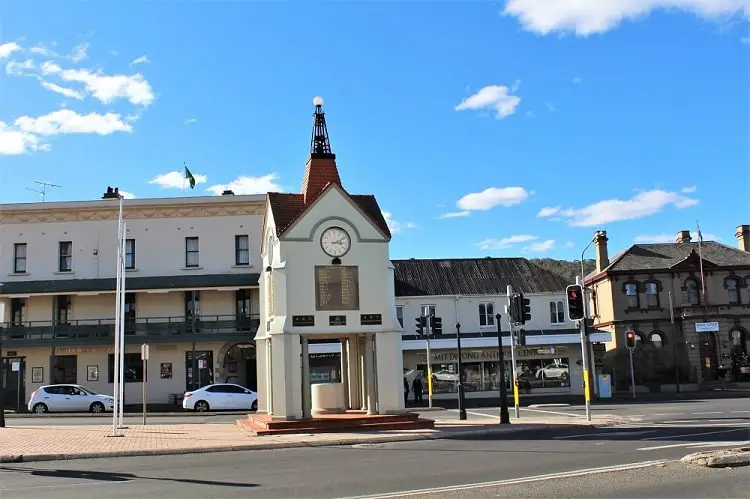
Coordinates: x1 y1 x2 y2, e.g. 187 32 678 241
495 313 510 424
0 282 5 428
456 322 466 420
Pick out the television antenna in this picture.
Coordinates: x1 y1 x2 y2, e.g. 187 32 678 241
26 181 62 202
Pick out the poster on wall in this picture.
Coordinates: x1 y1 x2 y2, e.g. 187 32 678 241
161 363 173 379
32 367 43 383
87 365 99 382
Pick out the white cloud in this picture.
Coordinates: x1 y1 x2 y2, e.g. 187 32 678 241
537 206 561 217
6 59 35 77
456 187 529 211
439 211 471 219
150 171 208 190
131 55 150 65
14 109 132 136
0 121 41 155
455 85 522 119
480 234 537 250
68 43 89 63
29 45 52 56
634 231 720 244
206 174 283 195
41 81 84 100
524 239 556 252
551 189 698 227
572 76 583 84
184 117 198 125
0 42 21 59
42 62 155 107
383 211 417 234
563 241 575 248
681 185 697 193
502 0 749 36
119 190 135 199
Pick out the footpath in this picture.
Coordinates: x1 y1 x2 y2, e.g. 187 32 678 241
0 415 622 464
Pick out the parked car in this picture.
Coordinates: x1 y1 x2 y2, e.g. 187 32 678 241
183 383 258 412
28 384 115 413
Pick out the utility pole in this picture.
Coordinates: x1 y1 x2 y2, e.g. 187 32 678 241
495 313 510 424
456 323 466 420
426 315 433 408
669 291 680 393
0 282 5 427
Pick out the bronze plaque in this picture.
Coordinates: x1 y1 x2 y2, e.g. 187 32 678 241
329 315 347 326
292 315 315 327
315 266 359 311
360 314 382 325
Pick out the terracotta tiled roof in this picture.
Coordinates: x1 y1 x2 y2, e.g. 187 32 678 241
301 157 341 204
392 258 569 296
267 189 391 239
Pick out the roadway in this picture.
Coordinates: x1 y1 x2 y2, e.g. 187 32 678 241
2 410 749 498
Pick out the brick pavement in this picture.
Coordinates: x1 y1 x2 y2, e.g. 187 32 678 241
0 415 621 463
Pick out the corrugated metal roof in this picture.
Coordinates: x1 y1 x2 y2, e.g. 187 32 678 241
392 258 570 296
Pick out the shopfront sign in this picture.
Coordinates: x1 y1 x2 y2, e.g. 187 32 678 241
419 346 568 364
695 322 719 333
56 346 115 354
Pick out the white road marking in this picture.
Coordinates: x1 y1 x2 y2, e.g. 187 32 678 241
652 413 681 416
692 411 722 415
1 480 135 492
553 429 660 440
642 427 750 441
336 460 668 498
731 410 750 414
638 440 750 451
520 407 584 418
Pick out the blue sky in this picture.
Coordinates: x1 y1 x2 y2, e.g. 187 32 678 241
1 1 747 260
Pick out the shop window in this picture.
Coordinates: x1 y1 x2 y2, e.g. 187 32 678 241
310 353 342 383
52 355 77 384
185 350 214 391
478 303 495 327
108 353 144 383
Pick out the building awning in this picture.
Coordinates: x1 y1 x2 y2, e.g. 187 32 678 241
0 273 261 296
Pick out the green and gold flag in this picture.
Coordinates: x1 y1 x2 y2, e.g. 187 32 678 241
184 163 196 189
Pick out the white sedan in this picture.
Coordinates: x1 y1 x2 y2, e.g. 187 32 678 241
28 384 114 413
183 383 258 412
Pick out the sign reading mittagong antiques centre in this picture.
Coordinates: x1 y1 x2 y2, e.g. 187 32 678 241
419 346 568 364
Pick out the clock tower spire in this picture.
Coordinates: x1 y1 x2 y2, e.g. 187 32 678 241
301 97 342 204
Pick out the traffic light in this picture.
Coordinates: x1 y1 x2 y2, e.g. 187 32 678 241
519 294 531 324
431 316 443 335
509 295 521 323
566 284 584 320
415 316 426 336
625 330 637 350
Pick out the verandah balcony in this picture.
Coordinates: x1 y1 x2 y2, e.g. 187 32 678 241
0 314 261 347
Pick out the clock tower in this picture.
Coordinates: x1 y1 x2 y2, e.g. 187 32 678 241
255 98 404 420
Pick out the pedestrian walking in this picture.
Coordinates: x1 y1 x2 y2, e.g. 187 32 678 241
412 377 423 404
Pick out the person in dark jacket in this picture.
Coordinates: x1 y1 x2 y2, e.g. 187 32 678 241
404 377 409 405
412 377 424 404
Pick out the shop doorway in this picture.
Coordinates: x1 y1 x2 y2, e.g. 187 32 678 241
223 343 257 391
2 356 27 411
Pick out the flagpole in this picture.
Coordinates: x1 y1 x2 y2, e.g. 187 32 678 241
111 196 123 437
696 221 708 319
119 220 127 427
183 161 187 198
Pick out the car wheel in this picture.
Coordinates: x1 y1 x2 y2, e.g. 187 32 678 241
90 402 105 413
33 403 49 414
194 400 210 412
251 400 258 412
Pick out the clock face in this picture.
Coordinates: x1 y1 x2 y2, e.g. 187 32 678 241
320 226 351 258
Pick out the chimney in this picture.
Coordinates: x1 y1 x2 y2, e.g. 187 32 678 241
101 186 120 199
676 230 691 244
221 190 235 196
736 224 750 252
594 230 609 273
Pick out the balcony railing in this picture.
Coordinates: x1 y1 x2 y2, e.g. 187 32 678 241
0 314 261 343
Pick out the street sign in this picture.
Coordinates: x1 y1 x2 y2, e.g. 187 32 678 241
141 344 150 361
695 322 719 333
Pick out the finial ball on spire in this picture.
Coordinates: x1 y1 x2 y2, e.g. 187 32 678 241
313 96 324 107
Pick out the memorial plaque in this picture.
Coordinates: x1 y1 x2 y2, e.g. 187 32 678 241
315 266 359 311
292 315 315 327
360 314 382 325
329 315 347 326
